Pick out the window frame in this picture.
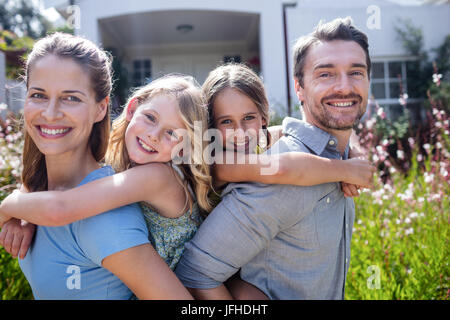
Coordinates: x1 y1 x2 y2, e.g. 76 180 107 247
370 57 423 119
132 58 152 87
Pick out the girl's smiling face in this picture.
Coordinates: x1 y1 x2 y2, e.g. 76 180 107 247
213 88 266 153
124 94 185 164
24 55 107 159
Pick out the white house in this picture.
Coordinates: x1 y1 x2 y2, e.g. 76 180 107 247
41 0 450 120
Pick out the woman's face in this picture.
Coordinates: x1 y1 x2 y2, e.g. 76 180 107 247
124 94 185 164
213 87 266 153
24 55 107 159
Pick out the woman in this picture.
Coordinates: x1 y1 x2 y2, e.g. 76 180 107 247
0 33 192 300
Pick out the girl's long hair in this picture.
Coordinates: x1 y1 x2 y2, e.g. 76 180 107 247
105 74 213 213
22 33 112 191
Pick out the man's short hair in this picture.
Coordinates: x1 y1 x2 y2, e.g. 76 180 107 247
293 17 371 87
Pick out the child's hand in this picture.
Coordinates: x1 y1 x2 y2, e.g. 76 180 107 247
343 158 376 189
341 182 360 197
348 145 365 160
0 218 36 259
0 189 23 227
0 210 11 228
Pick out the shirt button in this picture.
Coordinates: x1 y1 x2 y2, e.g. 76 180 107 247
328 140 335 146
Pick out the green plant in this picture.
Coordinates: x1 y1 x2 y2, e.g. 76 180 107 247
346 153 449 300
0 113 33 300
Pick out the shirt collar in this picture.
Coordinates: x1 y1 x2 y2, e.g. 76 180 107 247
281 117 349 157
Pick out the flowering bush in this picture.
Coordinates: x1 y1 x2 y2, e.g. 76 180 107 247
0 108 32 299
0 106 23 199
346 71 449 300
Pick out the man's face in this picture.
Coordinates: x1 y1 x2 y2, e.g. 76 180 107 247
295 40 370 131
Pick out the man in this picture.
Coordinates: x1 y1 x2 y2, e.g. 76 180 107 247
175 17 372 299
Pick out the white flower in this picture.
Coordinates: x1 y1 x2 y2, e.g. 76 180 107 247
418 197 425 203
424 172 434 183
377 107 384 117
398 93 408 106
0 103 7 111
366 117 376 130
409 212 419 219
405 217 412 224
396 150 405 160
405 228 414 235
390 167 396 174
432 73 442 83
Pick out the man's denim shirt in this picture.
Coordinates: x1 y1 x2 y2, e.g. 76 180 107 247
175 117 355 299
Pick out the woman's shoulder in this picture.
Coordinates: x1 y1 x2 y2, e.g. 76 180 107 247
79 165 115 186
75 165 147 230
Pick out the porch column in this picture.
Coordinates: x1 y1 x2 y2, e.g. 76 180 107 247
259 2 289 117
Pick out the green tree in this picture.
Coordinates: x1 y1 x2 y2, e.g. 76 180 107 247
0 0 52 39
395 18 449 111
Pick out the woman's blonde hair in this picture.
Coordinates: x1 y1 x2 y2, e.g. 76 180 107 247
202 63 271 147
105 74 213 213
22 32 112 191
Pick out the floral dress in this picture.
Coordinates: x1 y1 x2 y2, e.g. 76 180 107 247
139 201 203 270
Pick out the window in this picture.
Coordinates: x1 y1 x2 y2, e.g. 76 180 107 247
223 55 241 63
370 59 422 122
370 61 407 101
132 59 151 87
